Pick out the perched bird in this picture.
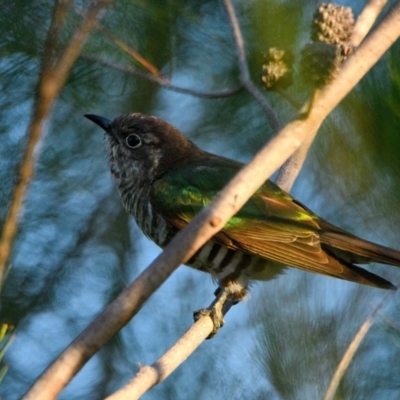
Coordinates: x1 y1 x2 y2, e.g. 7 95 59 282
86 113 400 335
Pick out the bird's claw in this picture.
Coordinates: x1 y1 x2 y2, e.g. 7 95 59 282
193 286 232 339
193 307 224 339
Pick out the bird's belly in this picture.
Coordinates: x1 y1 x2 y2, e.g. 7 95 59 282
136 207 285 283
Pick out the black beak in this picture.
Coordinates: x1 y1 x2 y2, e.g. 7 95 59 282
85 114 112 132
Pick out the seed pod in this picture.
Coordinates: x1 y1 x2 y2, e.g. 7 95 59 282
311 3 355 46
261 47 294 91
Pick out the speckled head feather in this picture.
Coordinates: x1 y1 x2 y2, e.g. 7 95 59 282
106 113 202 182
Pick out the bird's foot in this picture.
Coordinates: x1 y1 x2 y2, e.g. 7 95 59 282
193 286 235 339
193 307 224 339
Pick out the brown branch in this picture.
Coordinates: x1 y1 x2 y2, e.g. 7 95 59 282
22 3 400 399
74 5 160 76
83 55 244 99
95 22 160 76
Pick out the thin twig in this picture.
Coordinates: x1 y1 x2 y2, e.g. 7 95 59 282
74 6 160 76
105 317 213 400
23 4 400 400
275 90 319 192
222 0 281 132
224 0 300 193
225 0 308 193
95 22 160 76
83 55 244 99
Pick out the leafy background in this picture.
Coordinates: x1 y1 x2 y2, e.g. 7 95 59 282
1 0 400 399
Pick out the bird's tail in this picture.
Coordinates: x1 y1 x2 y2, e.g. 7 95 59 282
316 221 400 290
320 230 400 267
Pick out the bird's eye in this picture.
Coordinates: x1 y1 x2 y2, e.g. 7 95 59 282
126 134 142 149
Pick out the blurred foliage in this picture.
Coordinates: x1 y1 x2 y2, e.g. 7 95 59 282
1 0 400 399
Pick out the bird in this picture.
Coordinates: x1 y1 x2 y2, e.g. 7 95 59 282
85 112 400 336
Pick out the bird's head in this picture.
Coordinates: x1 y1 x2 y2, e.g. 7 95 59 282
85 113 200 186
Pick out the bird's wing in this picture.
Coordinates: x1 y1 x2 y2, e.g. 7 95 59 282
150 158 330 271
150 157 396 290
150 157 394 289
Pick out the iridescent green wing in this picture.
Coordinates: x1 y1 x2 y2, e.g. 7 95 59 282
150 156 398 289
150 156 334 273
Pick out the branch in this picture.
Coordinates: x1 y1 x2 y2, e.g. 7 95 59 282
351 0 388 47
23 3 400 399
0 0 112 289
74 6 160 76
0 0 71 288
80 3 244 100
222 0 281 132
93 21 160 76
83 55 244 99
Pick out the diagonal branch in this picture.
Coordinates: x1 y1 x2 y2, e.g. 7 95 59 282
92 20 160 76
74 5 161 76
23 3 400 400
351 0 388 47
